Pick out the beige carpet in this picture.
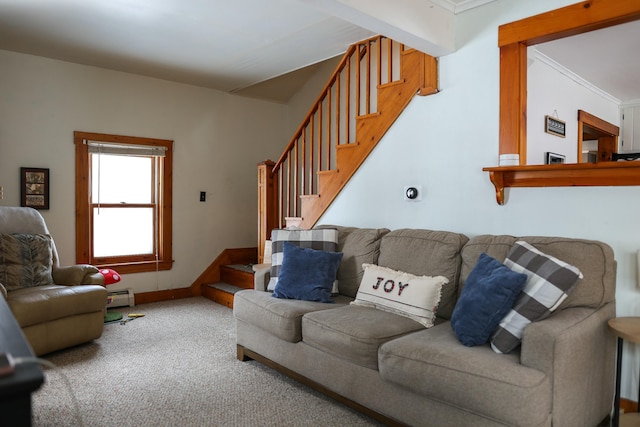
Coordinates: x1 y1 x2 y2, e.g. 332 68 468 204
32 297 381 427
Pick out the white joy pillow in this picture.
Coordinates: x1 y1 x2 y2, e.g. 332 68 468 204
351 263 448 328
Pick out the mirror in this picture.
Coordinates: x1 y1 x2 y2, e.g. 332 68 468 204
526 20 640 165
484 1 640 205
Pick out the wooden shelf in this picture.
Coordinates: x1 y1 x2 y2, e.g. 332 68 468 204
483 162 640 205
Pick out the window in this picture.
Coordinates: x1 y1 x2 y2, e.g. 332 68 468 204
75 131 173 274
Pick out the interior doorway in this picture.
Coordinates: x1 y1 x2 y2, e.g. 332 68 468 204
577 110 619 163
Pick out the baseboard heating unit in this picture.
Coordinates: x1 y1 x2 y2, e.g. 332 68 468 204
107 289 135 308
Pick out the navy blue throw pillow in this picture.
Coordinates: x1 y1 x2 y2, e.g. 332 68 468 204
272 241 343 303
451 253 527 347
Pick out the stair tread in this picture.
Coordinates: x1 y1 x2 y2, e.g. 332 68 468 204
208 283 245 294
222 264 255 274
355 112 382 120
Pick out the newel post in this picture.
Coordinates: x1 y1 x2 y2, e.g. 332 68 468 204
257 160 276 263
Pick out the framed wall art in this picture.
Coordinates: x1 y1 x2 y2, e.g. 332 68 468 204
545 115 566 138
21 167 49 210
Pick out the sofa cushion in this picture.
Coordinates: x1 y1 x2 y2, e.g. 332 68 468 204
273 242 343 303
451 253 527 346
7 284 107 328
302 305 424 370
0 233 55 291
315 225 390 298
233 290 352 343
378 325 551 427
352 263 446 328
268 228 339 293
377 229 469 320
491 241 583 354
460 235 615 310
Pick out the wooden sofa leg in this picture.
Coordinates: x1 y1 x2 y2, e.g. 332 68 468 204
237 344 252 361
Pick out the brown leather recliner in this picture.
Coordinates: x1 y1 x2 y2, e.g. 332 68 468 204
0 206 107 356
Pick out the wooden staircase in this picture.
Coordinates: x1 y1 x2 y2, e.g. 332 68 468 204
257 36 438 261
197 36 438 308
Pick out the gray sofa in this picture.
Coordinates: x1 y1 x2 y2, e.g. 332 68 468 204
234 226 616 427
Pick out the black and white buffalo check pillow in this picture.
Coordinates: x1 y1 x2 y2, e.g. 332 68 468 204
267 228 339 293
490 241 583 354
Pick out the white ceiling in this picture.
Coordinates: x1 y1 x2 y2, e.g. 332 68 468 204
0 0 375 99
0 0 636 104
0 0 481 102
536 20 640 104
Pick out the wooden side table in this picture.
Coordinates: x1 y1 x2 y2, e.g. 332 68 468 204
609 317 640 427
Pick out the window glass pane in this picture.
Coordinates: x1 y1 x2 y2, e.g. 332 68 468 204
91 154 152 203
93 207 154 257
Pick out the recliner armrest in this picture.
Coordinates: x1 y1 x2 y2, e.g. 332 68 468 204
82 272 106 285
52 265 104 286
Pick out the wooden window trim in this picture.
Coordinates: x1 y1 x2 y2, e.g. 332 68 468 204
74 131 173 274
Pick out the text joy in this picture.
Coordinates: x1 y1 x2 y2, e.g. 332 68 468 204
373 277 409 296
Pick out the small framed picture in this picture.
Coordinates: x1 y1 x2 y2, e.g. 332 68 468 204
545 115 566 138
545 152 566 165
21 167 49 210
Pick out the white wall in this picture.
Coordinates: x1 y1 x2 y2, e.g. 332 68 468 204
527 49 620 164
320 0 640 400
0 49 287 293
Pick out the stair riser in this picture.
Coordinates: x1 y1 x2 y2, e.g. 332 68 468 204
220 267 254 289
203 286 234 308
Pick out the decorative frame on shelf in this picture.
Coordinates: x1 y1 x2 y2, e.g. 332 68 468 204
545 116 566 138
20 167 49 210
545 152 565 164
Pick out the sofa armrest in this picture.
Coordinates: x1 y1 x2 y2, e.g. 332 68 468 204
520 303 616 426
52 265 104 286
252 264 271 292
